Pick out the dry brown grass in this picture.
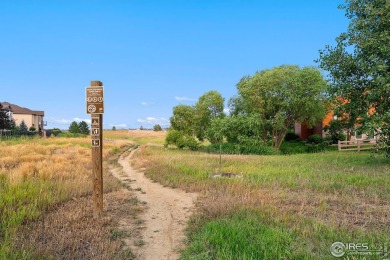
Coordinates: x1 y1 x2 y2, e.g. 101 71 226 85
0 138 128 196
16 189 138 260
104 130 166 145
0 137 138 259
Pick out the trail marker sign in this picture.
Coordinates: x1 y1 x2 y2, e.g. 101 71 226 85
91 128 100 136
86 87 104 114
87 81 104 218
92 139 100 147
91 117 99 126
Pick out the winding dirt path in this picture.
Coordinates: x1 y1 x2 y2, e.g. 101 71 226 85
113 147 198 260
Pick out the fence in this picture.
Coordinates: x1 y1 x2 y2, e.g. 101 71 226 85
0 130 37 140
338 139 377 152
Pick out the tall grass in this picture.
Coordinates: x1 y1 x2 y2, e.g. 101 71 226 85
132 145 390 259
0 137 129 258
103 129 166 145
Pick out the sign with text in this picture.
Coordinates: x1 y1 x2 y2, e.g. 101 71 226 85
86 86 104 114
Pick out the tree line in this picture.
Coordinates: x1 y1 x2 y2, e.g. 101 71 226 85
68 121 90 135
166 66 327 153
166 0 389 156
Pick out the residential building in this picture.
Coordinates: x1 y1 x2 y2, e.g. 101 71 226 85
0 102 45 132
294 109 376 141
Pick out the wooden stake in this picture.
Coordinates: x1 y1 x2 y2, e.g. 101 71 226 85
90 80 103 218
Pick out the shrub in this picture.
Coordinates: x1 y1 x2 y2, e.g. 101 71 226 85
279 141 308 154
50 128 62 137
328 132 347 144
284 132 300 141
180 136 199 150
307 134 323 144
165 130 199 150
165 130 183 147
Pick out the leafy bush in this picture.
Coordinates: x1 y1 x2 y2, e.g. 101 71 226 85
284 132 300 141
279 141 308 154
165 130 199 150
180 136 200 150
46 128 62 137
327 132 347 144
307 134 323 144
165 130 183 147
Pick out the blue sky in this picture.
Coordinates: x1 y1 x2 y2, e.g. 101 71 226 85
0 0 348 130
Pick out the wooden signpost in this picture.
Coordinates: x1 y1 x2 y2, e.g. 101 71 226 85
86 80 104 218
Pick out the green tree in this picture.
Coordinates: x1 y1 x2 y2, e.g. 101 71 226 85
0 110 13 130
237 65 327 149
206 114 269 145
51 128 62 136
323 119 347 144
69 121 80 134
112 126 116 131
153 124 162 131
164 129 199 150
78 121 90 135
19 120 28 133
228 95 247 116
169 105 196 136
194 91 225 141
318 0 390 154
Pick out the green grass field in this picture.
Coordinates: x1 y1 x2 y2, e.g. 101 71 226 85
130 138 390 259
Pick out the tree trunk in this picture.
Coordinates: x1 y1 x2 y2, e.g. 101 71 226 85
262 132 268 145
274 130 286 150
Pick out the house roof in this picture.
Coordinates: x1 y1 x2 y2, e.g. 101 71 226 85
0 102 12 111
0 102 44 116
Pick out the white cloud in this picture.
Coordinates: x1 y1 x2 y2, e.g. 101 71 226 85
137 117 169 126
73 118 91 124
46 118 72 125
223 108 230 114
175 96 196 101
141 101 153 106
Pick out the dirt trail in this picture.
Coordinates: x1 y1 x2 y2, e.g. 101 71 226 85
113 147 198 260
